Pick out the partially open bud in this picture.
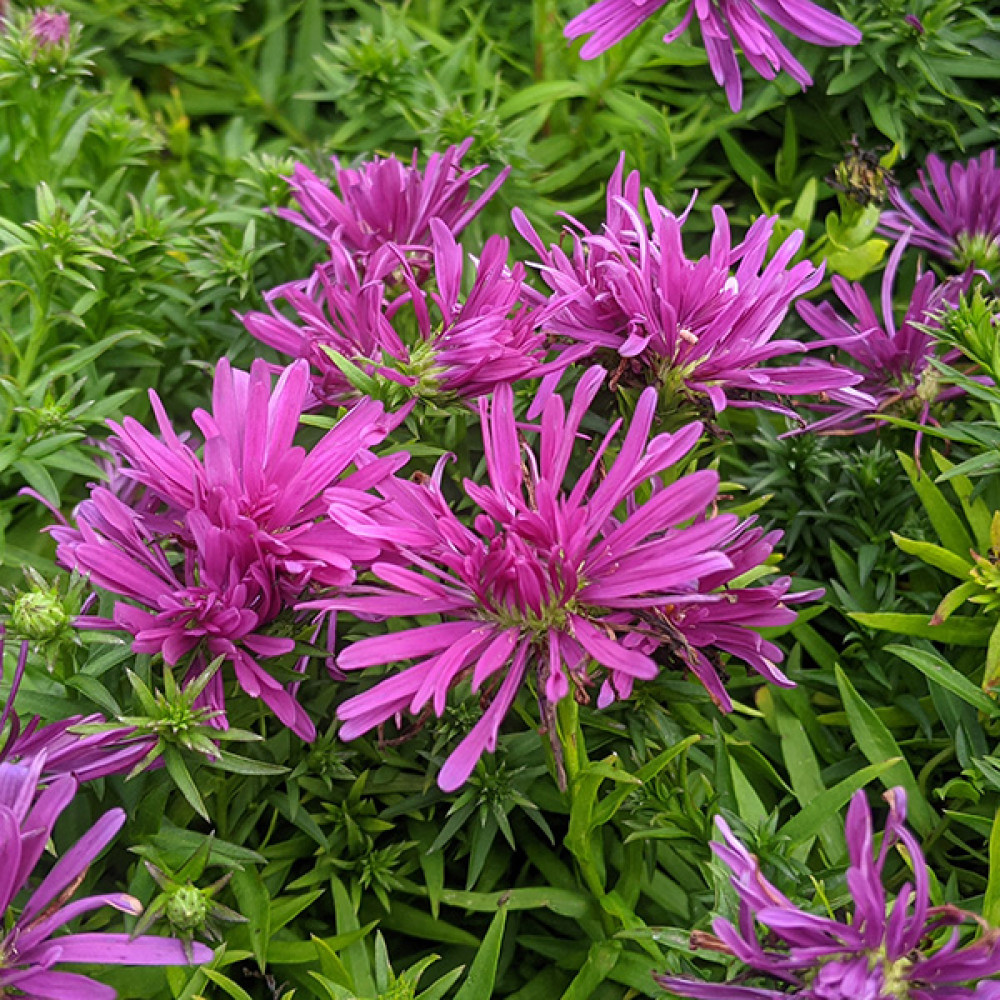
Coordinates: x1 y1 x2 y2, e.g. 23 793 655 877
28 8 69 47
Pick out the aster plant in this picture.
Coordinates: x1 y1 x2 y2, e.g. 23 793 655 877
515 158 866 423
880 150 1000 273
311 367 807 791
797 231 970 440
53 358 405 741
564 0 861 111
0 758 212 999
276 139 509 264
242 221 555 409
657 787 1000 998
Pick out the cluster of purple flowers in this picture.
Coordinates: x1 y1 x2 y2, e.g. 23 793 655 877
240 141 549 410
48 142 874 790
658 788 1000 998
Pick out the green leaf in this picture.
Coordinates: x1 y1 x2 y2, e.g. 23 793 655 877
887 644 999 715
432 886 591 919
835 666 934 834
772 690 844 858
891 534 973 578
379 902 479 948
498 81 589 117
898 452 973 553
931 452 994 550
230 868 272 972
162 746 209 821
850 612 993 645
330 876 375 996
780 758 906 844
452 906 507 1000
985 810 1000 926
825 238 888 280
590 736 699 828
560 941 621 1000
201 970 254 1000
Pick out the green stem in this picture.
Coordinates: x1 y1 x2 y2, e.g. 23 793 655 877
556 697 615 935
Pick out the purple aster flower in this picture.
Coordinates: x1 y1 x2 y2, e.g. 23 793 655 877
880 150 1000 272
564 0 861 111
0 759 212 999
656 787 1000 998
515 157 866 421
52 358 405 740
28 8 69 46
797 231 971 440
242 222 555 408
1 630 155 782
310 367 806 791
276 139 510 263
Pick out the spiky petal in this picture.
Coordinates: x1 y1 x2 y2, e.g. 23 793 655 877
0 760 212 1000
880 151 1000 272
565 0 860 111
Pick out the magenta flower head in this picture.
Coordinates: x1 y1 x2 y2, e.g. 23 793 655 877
28 8 70 46
276 139 510 263
97 357 403 595
242 222 553 408
797 231 970 440
1 630 155 782
310 367 805 791
564 0 861 111
880 150 1000 272
53 358 405 740
657 787 1000 998
0 759 213 999
515 158 866 422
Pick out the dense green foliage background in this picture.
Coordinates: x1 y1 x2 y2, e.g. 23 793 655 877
3 1 1000 997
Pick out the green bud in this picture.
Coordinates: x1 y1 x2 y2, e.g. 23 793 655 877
379 979 417 1000
165 885 209 932
11 588 70 641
